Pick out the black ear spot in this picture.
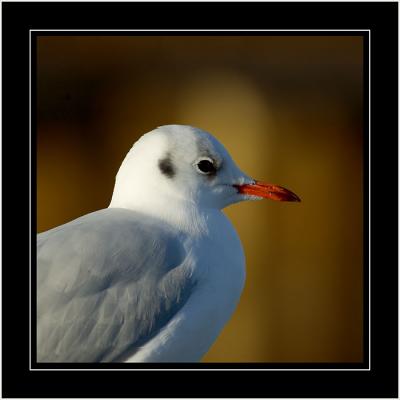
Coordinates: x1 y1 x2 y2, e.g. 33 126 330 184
158 155 175 178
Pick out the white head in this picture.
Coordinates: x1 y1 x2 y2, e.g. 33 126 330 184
109 125 299 214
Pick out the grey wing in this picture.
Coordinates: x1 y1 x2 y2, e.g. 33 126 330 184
37 208 195 362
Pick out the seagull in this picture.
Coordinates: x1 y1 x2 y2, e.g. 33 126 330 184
37 124 300 363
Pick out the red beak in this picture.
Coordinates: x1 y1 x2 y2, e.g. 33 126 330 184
234 181 301 202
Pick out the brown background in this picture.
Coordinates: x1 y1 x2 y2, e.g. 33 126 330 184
37 35 364 363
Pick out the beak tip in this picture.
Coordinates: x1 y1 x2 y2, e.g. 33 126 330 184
292 194 301 202
280 190 301 203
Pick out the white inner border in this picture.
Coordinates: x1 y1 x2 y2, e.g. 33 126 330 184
30 29 371 372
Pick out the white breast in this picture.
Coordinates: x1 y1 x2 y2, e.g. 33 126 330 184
125 211 246 362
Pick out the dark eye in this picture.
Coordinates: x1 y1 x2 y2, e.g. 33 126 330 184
196 158 216 175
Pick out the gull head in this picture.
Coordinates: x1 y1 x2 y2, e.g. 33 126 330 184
109 125 300 212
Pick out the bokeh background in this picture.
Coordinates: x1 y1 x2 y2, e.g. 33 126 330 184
37 35 364 363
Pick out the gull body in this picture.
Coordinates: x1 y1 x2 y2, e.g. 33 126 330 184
37 125 299 362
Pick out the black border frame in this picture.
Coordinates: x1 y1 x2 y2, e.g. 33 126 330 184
2 1 398 397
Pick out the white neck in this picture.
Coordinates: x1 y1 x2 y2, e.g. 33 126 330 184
109 189 214 236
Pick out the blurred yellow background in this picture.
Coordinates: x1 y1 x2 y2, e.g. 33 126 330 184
37 35 364 363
